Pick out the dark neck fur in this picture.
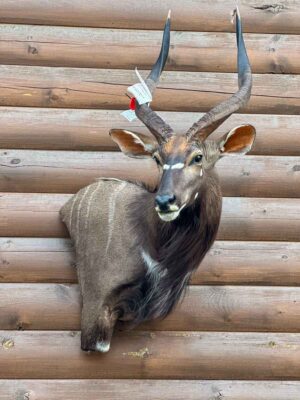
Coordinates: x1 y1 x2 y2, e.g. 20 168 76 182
121 172 222 325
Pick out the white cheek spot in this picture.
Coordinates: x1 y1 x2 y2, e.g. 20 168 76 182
200 168 203 177
163 164 171 170
194 192 199 200
171 163 184 170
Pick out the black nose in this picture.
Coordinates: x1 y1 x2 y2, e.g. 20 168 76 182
155 194 176 211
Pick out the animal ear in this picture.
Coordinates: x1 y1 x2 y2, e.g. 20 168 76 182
218 124 256 155
110 129 158 158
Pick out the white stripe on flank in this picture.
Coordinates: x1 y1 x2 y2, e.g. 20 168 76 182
84 182 102 233
68 193 76 232
76 186 90 236
105 181 127 254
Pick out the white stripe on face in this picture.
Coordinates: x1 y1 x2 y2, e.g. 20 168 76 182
163 163 184 170
171 163 184 170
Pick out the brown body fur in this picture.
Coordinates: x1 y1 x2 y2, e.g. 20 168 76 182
60 170 221 352
60 9 255 352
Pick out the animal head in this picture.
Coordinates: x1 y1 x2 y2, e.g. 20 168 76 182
111 9 256 222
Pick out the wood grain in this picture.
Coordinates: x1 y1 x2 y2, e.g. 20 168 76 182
0 149 160 193
0 108 300 156
3 380 300 400
0 0 299 33
1 380 300 400
0 379 300 400
0 66 298 114
1 150 300 198
0 193 70 238
0 24 299 74
0 238 75 283
1 330 300 379
2 238 300 286
1 0 300 390
1 193 299 242
1 284 300 332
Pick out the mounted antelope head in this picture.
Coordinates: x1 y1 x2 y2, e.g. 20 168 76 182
111 8 255 222
61 8 256 353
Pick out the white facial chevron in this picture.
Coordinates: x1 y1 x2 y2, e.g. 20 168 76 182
163 163 184 170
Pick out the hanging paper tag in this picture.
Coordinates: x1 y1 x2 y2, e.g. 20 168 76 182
121 109 137 122
135 68 152 98
127 83 152 105
127 68 152 105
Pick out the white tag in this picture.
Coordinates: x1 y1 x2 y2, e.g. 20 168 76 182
127 83 152 105
127 68 152 105
121 109 137 122
135 68 152 98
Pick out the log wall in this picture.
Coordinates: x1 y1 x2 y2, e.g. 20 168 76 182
0 1 300 398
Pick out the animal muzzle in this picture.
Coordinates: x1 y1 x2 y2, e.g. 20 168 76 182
155 194 176 212
155 194 186 222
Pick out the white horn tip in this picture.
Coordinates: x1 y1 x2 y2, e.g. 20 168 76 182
167 9 171 19
231 6 240 24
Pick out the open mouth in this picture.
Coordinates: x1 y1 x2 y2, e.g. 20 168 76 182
155 203 186 222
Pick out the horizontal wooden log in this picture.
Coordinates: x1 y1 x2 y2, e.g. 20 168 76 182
0 24 299 74
1 330 300 379
0 238 75 283
2 380 300 400
0 0 299 34
0 66 298 114
1 193 300 242
2 239 300 286
1 108 300 156
1 150 300 198
0 150 161 193
196 241 300 286
0 193 70 238
2 284 300 332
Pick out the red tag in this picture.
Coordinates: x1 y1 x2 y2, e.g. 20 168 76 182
129 97 136 110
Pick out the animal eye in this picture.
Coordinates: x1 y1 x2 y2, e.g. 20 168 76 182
193 154 203 164
153 155 162 166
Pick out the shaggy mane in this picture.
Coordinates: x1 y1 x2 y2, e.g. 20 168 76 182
113 175 222 327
